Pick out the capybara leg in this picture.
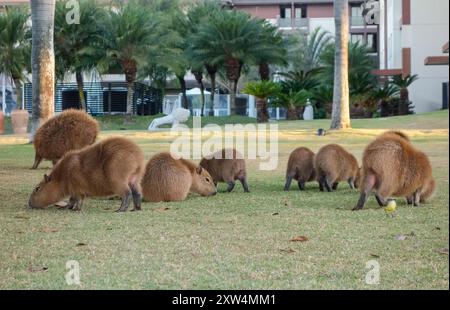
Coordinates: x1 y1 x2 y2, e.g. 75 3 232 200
413 190 421 207
347 178 355 189
406 196 413 205
352 174 376 211
332 182 339 190
130 184 142 211
375 194 387 207
63 197 79 210
71 199 83 212
323 176 333 192
31 155 42 169
318 181 324 192
239 177 250 193
226 181 235 192
298 181 305 191
284 176 293 191
116 190 132 212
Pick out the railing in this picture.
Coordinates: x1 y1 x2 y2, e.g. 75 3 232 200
277 18 309 29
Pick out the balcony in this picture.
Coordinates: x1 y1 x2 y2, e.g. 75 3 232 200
277 18 309 29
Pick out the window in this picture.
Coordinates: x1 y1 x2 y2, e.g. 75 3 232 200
280 6 292 19
351 33 364 44
351 5 363 17
294 6 307 19
366 33 378 52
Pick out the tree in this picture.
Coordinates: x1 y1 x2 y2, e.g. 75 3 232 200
292 27 332 73
274 89 310 120
0 6 31 110
191 10 271 115
101 1 161 118
254 21 287 81
392 74 418 115
30 0 56 141
54 0 105 111
331 0 351 129
241 80 280 123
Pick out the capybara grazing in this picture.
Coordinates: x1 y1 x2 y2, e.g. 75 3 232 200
284 147 315 191
199 148 249 193
353 131 435 210
28 137 145 212
142 152 217 202
32 109 99 169
314 144 360 192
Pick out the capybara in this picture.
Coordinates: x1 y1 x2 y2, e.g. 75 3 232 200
142 152 217 202
353 131 435 210
314 144 360 192
199 148 249 193
284 147 315 191
28 137 145 212
32 109 99 169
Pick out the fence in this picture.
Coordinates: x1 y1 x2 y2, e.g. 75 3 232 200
163 94 287 120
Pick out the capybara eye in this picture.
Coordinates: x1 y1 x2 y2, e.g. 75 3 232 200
34 186 40 192
206 177 210 183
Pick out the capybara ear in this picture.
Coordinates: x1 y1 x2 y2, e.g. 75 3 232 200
196 166 203 174
44 174 51 183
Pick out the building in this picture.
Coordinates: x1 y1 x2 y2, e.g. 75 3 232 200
232 0 449 113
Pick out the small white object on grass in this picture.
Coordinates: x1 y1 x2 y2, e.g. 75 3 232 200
148 108 191 131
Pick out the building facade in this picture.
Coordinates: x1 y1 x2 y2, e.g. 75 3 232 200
232 0 449 113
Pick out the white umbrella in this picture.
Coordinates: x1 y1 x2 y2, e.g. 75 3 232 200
186 87 211 95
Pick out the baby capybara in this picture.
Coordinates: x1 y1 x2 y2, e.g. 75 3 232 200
32 109 99 169
353 131 435 210
142 152 217 202
314 144 360 192
28 137 145 212
199 148 249 193
284 147 315 191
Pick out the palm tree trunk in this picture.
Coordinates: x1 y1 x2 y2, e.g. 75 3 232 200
330 0 351 130
287 104 298 120
13 78 23 110
126 81 134 116
206 65 216 116
259 63 270 81
29 0 56 142
256 97 269 123
193 71 205 117
225 58 241 116
75 70 86 111
177 75 188 109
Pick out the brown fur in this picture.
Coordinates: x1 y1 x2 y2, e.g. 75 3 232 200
284 147 315 191
353 132 435 210
379 130 411 142
142 152 217 202
314 144 360 191
199 148 249 193
32 109 99 169
28 137 145 212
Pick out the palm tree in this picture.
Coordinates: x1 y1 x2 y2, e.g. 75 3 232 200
0 6 31 110
101 1 161 118
254 21 287 81
54 0 105 111
274 89 310 120
241 80 280 123
191 10 271 115
30 0 56 141
371 81 400 117
293 27 332 73
331 0 351 129
392 74 418 115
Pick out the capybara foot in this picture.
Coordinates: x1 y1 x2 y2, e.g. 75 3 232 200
284 176 292 191
116 191 132 212
298 181 305 191
226 181 235 193
332 182 339 190
375 194 387 207
240 178 250 193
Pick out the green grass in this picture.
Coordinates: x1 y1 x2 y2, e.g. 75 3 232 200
0 110 448 289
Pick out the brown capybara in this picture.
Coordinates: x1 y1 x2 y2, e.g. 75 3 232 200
28 137 145 212
284 147 315 191
379 130 411 142
314 144 360 192
199 148 249 193
353 131 435 210
32 109 99 169
142 152 217 202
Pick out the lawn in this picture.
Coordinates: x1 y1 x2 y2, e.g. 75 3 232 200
0 111 448 289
